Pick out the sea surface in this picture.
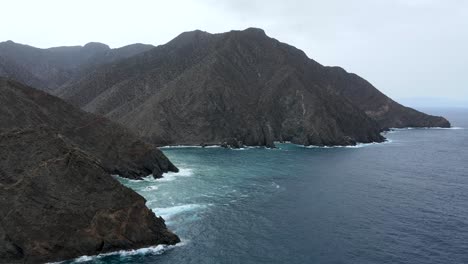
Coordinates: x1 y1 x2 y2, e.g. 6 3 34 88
69 108 468 264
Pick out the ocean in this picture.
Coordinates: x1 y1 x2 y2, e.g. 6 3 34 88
67 108 468 264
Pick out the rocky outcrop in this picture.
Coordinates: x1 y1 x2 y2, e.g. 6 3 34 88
0 127 179 263
0 78 178 178
0 41 153 92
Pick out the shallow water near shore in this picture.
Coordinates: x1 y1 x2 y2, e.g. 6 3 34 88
68 108 468 264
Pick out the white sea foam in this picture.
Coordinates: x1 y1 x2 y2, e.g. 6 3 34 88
153 204 207 219
390 127 464 130
160 144 273 150
304 139 392 149
159 145 203 149
159 145 222 149
72 255 94 262
114 168 194 185
158 168 194 182
271 182 280 188
142 185 159 191
49 241 188 264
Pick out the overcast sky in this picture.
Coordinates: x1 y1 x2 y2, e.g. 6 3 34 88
1 0 467 103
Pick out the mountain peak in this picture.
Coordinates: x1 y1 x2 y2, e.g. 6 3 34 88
242 27 266 35
176 29 211 39
0 40 21 47
169 30 212 46
83 42 110 51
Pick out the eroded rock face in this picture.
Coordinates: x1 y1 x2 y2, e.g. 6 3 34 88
0 78 178 179
0 128 179 264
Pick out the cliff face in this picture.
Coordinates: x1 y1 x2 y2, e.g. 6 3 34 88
0 78 178 179
0 127 179 263
55 28 449 147
0 41 153 92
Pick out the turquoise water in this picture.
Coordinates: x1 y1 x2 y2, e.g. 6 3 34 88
70 108 468 264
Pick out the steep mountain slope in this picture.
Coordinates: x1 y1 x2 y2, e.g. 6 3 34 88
0 56 46 89
0 78 178 179
326 66 450 128
0 41 153 91
0 127 179 263
58 28 449 147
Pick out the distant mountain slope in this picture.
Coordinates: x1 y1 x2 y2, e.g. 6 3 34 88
0 55 46 89
0 41 153 91
57 28 449 147
0 78 177 179
326 67 450 128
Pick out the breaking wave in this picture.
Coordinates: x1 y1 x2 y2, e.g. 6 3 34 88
50 241 187 264
153 204 208 220
390 127 464 130
159 145 222 149
158 168 194 182
304 139 392 149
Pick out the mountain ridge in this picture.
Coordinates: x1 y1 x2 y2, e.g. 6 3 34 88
56 28 449 147
0 28 450 147
0 40 154 91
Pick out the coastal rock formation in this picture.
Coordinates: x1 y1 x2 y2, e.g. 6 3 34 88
0 78 178 179
55 28 449 147
0 40 153 92
0 127 179 263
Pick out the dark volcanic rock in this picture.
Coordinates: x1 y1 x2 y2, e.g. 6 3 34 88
2 28 450 146
0 78 178 179
0 127 179 263
55 28 450 146
0 40 154 92
58 28 388 147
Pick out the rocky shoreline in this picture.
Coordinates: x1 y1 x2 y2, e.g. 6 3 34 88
0 79 179 263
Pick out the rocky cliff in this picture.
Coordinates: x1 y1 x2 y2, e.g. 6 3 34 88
0 127 179 263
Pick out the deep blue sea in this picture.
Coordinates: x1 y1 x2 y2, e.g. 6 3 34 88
70 108 468 264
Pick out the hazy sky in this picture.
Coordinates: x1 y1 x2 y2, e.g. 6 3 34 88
1 0 467 102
